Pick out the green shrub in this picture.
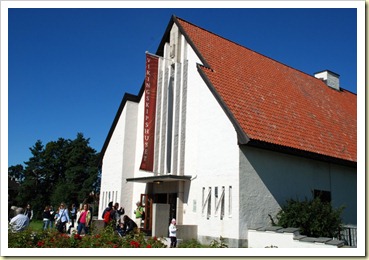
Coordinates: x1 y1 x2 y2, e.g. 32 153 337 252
178 239 206 248
276 196 344 238
209 236 228 248
8 224 166 248
179 237 228 248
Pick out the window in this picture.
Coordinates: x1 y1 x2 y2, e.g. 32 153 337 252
207 187 211 219
314 189 331 203
215 186 225 220
214 187 218 210
202 187 205 214
228 186 232 217
202 187 211 219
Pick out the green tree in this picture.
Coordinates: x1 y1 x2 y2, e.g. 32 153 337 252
43 137 71 206
276 196 344 238
9 133 101 219
8 164 24 183
51 133 99 206
15 140 46 219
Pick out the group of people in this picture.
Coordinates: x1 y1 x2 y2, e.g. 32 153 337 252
101 201 146 237
101 201 130 235
9 200 178 247
8 202 93 236
51 202 92 235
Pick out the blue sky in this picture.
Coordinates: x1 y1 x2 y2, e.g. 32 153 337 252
7 5 360 167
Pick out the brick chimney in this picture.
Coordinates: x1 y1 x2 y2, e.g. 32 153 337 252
314 70 340 90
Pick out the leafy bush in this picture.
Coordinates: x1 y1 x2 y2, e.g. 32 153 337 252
178 239 206 248
209 236 228 248
276 196 344 238
8 224 166 248
178 237 228 248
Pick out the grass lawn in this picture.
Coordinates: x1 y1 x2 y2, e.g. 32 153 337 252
29 220 44 231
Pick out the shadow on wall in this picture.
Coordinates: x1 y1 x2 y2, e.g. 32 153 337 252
239 145 356 225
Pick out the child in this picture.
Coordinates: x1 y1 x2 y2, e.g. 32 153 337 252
168 218 178 248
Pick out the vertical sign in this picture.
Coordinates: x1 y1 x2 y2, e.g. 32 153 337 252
140 53 159 171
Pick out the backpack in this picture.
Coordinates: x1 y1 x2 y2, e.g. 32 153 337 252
103 209 111 223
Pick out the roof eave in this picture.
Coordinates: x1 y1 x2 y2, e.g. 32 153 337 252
126 174 192 183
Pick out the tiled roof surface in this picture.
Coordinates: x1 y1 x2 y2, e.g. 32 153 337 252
176 18 357 162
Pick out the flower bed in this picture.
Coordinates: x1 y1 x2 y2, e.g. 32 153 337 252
8 225 166 248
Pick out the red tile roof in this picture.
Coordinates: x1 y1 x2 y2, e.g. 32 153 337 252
175 17 357 163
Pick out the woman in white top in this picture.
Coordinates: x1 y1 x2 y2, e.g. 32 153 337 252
168 218 178 248
56 202 70 233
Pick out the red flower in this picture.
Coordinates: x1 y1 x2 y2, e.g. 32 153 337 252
130 241 140 248
37 241 45 247
153 236 157 241
113 244 119 248
146 244 152 248
94 234 101 239
74 234 82 240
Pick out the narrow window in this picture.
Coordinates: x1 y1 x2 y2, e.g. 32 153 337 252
214 187 218 216
166 65 175 173
215 186 225 220
228 186 232 217
201 187 205 215
314 189 331 203
202 187 211 219
207 187 211 219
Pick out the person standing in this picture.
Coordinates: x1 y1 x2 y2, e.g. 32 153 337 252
169 218 178 248
76 203 91 235
133 201 144 228
113 202 125 227
53 209 59 227
48 206 55 229
70 204 77 227
9 207 30 232
102 201 113 228
56 202 70 233
24 204 33 222
42 206 51 230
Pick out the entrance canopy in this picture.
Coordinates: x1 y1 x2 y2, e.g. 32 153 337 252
126 174 192 184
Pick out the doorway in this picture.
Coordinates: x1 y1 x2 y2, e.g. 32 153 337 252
140 193 177 234
154 193 177 224
140 194 153 234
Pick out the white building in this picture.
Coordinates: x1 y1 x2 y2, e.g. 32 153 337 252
98 15 357 247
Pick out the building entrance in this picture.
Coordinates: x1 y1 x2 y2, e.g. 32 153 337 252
140 193 177 234
155 193 177 223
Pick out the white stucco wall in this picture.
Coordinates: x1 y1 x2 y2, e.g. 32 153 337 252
99 101 139 218
248 230 340 248
182 39 242 244
239 145 357 228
